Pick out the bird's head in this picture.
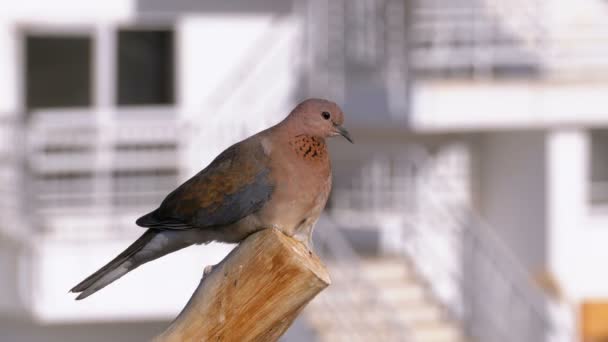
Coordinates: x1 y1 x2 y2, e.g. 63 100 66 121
285 98 353 143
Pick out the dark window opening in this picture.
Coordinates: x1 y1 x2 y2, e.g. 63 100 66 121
117 29 175 105
25 35 92 109
114 142 177 151
590 129 608 205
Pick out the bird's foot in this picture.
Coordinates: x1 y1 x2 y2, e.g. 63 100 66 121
292 231 315 256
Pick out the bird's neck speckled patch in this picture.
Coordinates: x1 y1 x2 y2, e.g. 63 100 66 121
289 135 327 161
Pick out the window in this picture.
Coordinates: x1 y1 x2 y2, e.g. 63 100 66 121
23 27 180 235
25 35 92 109
117 29 175 105
590 129 608 205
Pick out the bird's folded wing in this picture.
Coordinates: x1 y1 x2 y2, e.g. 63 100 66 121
136 140 274 230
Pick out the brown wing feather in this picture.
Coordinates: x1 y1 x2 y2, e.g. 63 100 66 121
136 138 274 229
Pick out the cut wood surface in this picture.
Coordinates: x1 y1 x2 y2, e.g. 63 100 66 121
154 228 331 342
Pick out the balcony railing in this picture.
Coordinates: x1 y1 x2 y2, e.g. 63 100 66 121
411 0 608 78
0 115 28 241
407 189 576 342
0 116 19 211
20 108 181 239
306 0 608 81
410 0 544 77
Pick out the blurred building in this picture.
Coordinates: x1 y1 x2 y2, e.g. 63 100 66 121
0 0 607 341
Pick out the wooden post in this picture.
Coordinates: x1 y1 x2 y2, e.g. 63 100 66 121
154 228 331 342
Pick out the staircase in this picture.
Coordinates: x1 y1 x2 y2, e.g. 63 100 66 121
307 144 576 342
306 256 467 342
303 215 469 342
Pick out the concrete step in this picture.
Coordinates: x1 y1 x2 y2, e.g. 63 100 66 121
317 330 406 342
378 282 427 304
307 257 468 342
360 258 414 282
395 302 443 325
314 322 466 342
308 298 445 328
308 281 427 309
308 309 445 333
410 321 467 342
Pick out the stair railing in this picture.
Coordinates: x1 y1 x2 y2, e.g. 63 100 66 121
309 215 414 341
401 147 576 342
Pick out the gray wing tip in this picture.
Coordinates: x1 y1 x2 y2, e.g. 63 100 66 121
74 292 90 301
69 285 88 300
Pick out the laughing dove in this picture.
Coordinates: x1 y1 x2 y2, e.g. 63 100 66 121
70 98 352 300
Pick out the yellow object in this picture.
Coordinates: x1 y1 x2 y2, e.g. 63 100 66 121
582 301 608 342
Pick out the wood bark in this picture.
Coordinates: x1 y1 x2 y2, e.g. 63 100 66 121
154 228 331 342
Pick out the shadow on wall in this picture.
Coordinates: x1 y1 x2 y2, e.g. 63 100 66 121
0 308 317 342
460 215 547 342
0 318 168 342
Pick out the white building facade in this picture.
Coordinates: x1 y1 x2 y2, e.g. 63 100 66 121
1 0 608 341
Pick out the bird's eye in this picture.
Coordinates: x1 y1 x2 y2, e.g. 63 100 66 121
321 111 331 120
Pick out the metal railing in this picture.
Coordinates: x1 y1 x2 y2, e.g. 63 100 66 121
410 0 608 78
308 215 413 341
0 116 20 213
22 108 181 239
327 144 575 342
410 0 544 76
405 188 576 342
0 115 30 241
303 0 409 117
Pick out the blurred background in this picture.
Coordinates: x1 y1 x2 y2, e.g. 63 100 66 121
0 0 607 341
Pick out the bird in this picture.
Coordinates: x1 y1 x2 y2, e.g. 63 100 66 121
70 98 352 300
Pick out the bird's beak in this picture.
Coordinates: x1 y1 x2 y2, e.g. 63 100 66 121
334 124 354 144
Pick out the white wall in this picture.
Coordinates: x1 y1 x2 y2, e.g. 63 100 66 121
29 237 233 322
476 131 548 271
177 14 300 174
0 236 30 317
0 0 133 23
0 21 18 115
547 129 608 301
412 81 608 131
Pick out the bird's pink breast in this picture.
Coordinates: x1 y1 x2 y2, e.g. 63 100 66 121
255 133 331 237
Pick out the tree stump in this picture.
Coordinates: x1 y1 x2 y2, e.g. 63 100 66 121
154 228 331 342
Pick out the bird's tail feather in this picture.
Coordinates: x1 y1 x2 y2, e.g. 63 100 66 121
70 229 191 300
